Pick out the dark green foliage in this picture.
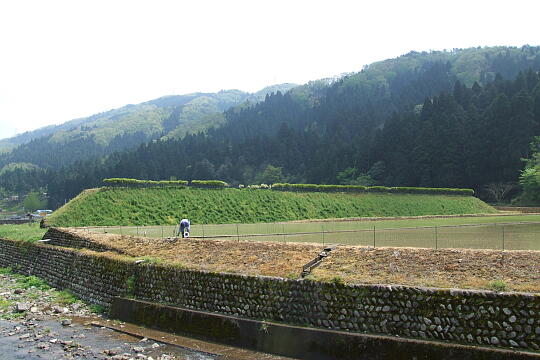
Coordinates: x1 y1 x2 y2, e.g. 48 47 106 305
23 192 47 212
517 137 540 204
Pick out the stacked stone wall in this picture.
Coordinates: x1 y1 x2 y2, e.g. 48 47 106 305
0 230 539 352
43 228 121 253
0 238 131 308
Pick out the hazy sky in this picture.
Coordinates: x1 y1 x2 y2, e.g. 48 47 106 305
0 0 539 140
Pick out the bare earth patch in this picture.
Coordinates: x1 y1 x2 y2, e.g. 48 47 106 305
68 229 322 278
68 229 540 293
312 246 540 293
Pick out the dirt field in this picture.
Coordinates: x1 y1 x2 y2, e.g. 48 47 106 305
313 246 540 292
69 229 321 278
66 229 540 293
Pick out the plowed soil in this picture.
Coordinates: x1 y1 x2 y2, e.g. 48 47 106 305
67 229 540 292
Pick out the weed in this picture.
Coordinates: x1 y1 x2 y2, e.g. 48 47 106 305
126 276 136 297
15 275 50 290
0 267 12 275
285 272 298 280
89 304 106 315
488 280 508 292
331 276 345 285
0 299 12 312
141 256 162 264
55 290 79 305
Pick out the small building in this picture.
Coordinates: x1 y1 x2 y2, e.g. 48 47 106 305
34 209 53 217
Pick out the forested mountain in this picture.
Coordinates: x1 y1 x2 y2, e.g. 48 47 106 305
2 46 540 207
0 84 298 168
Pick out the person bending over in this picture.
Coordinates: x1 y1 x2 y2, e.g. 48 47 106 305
178 218 190 238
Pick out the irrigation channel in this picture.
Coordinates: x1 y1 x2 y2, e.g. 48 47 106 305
80 218 540 251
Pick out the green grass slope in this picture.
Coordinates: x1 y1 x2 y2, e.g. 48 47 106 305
47 187 496 227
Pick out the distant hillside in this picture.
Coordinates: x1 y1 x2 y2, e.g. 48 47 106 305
3 45 540 205
0 83 297 168
47 187 495 227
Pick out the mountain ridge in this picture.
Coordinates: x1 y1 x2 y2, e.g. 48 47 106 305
0 83 299 151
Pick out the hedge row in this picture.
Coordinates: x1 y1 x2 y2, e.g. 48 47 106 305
103 178 188 187
102 178 473 195
103 178 229 189
270 183 474 196
190 180 229 188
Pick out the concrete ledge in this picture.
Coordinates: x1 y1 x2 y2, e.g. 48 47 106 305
110 297 540 360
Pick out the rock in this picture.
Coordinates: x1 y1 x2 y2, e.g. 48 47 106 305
16 303 30 312
36 342 50 350
50 339 58 343
508 315 517 323
151 343 160 349
14 289 23 294
52 306 68 314
490 337 499 345
502 308 512 315
19 333 31 339
61 319 72 326
104 348 120 356
133 346 144 353
509 340 519 347
30 306 39 313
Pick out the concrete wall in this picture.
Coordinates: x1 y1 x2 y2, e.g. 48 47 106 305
1 229 540 354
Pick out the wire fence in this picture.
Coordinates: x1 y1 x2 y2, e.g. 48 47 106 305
79 221 540 251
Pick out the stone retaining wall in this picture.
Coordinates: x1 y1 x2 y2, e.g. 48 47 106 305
0 230 539 353
0 238 132 308
43 228 121 253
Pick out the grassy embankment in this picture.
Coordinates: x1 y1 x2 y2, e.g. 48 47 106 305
48 187 496 227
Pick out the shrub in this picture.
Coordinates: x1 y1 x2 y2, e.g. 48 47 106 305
103 178 188 188
271 183 474 196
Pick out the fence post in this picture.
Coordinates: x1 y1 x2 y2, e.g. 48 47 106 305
373 226 376 248
236 223 240 242
136 226 139 236
322 224 325 246
202 224 205 240
161 226 164 239
282 223 285 243
435 226 438 249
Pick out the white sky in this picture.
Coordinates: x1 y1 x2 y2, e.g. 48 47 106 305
0 0 539 140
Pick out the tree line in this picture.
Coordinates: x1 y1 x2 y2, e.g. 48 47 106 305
1 57 540 208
